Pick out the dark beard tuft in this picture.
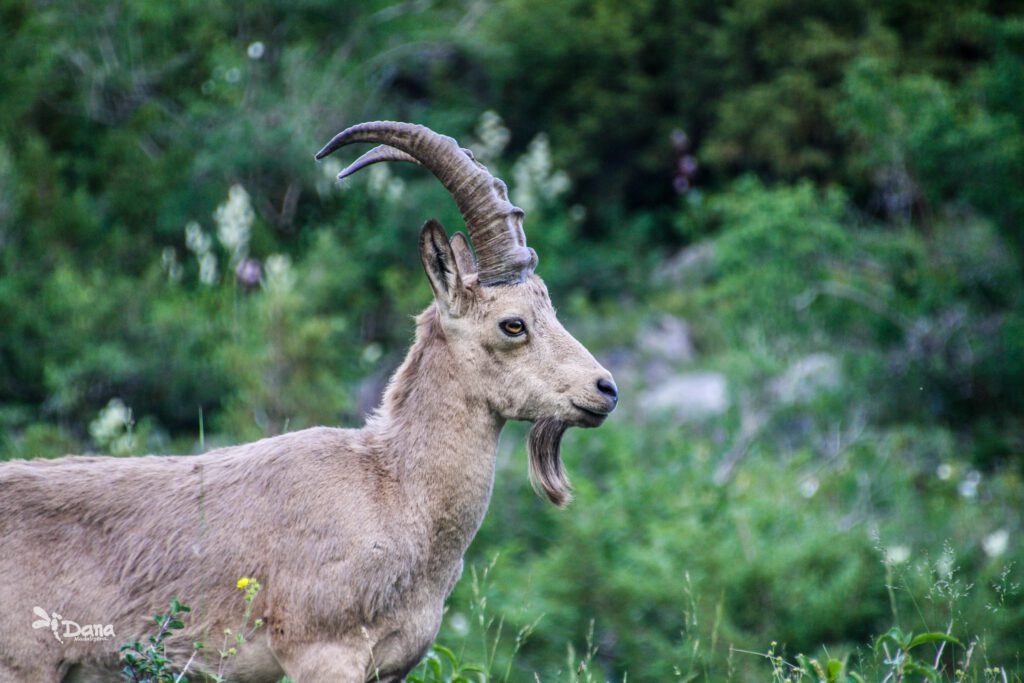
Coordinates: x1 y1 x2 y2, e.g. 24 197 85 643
527 418 572 507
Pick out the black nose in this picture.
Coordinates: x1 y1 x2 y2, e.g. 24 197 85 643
597 378 618 403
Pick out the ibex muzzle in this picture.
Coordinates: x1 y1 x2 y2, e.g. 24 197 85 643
0 121 616 682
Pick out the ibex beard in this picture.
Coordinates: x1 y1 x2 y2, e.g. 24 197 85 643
0 121 617 682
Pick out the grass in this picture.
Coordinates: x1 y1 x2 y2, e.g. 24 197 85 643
406 556 1021 682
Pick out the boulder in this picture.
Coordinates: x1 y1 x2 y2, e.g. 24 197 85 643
640 371 728 422
639 315 696 364
770 353 841 405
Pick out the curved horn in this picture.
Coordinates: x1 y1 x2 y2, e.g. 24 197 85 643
338 144 421 180
315 121 537 286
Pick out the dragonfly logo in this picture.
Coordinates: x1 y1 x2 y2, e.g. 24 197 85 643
32 606 115 643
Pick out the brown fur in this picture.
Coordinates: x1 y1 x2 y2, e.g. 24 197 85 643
528 418 572 507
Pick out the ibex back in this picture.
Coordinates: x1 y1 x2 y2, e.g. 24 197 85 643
0 122 617 682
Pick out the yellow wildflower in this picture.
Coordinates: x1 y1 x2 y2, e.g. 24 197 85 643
236 577 250 589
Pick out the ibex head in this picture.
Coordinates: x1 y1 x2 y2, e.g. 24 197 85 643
316 122 617 506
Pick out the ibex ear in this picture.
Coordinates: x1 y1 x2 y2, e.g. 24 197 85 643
419 219 464 314
449 232 478 278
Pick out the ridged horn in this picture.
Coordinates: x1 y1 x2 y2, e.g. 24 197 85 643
315 121 537 286
338 145 420 180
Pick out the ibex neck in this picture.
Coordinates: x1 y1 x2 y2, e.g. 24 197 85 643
370 306 503 558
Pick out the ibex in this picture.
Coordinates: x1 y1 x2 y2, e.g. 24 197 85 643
0 122 617 682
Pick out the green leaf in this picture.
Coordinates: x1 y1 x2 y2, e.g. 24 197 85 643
907 632 962 650
427 654 442 679
902 660 940 682
874 627 911 653
433 644 460 669
826 658 845 682
794 654 816 681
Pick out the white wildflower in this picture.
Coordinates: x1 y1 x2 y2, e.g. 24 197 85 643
958 470 981 499
385 177 405 203
264 254 295 294
161 247 183 283
185 221 211 255
473 111 510 163
368 165 391 197
361 343 383 365
449 612 470 636
321 158 342 180
936 463 952 480
185 221 218 286
885 545 910 565
214 184 254 266
799 476 819 499
983 530 1009 559
89 398 137 456
512 133 570 213
316 158 346 198
936 546 955 579
247 41 265 60
199 251 218 286
366 165 405 203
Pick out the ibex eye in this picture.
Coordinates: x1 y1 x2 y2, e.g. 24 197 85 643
499 318 527 337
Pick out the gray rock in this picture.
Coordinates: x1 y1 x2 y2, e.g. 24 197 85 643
771 353 841 405
639 315 696 364
654 242 716 286
641 372 728 422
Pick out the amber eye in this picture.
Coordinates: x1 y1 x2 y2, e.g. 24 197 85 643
499 318 527 337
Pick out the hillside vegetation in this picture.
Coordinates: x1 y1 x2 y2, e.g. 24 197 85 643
2 1 1022 680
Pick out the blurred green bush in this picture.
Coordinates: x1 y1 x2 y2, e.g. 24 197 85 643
1 0 1022 679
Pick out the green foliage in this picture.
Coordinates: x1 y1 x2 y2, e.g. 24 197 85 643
120 598 193 683
839 52 1024 246
3 1 1024 681
873 627 962 682
689 177 853 344
470 0 1019 236
407 644 488 683
119 579 268 682
440 415 1023 681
